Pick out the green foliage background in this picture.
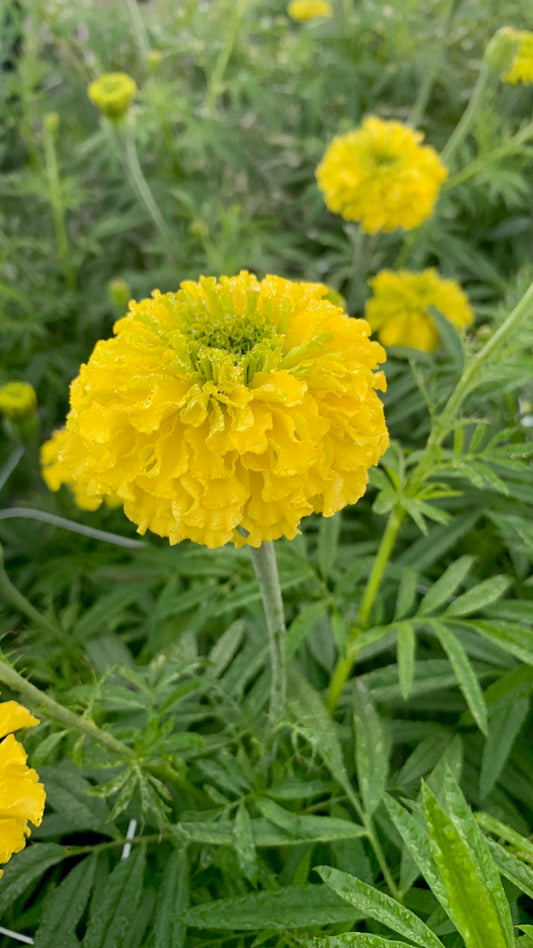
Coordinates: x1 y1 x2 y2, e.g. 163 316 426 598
1 0 533 945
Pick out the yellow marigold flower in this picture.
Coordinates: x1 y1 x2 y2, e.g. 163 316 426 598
0 381 37 421
46 272 388 549
316 117 447 234
87 72 137 119
500 28 533 85
365 269 474 353
0 700 45 878
288 0 333 21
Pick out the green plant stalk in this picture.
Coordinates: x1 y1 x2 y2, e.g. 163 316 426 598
0 546 69 643
327 276 533 711
445 121 533 191
122 126 176 256
205 0 249 115
409 0 460 127
441 60 495 166
0 651 135 760
416 275 533 479
248 541 287 721
124 0 150 62
42 121 76 290
326 506 404 713
0 507 145 550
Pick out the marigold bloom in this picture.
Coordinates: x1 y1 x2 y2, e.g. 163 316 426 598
0 381 37 421
87 72 137 119
365 269 474 352
44 272 388 549
0 701 45 877
288 0 333 21
41 428 122 511
500 29 533 84
316 117 447 234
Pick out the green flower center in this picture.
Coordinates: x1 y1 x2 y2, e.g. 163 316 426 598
185 311 275 357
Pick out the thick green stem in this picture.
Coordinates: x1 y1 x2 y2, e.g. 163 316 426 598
248 541 287 721
0 652 135 760
0 507 145 550
205 0 249 115
42 117 76 290
326 507 404 712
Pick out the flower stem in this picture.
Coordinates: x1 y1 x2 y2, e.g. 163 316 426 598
0 544 68 643
409 0 460 128
326 506 404 713
441 60 494 166
205 0 249 115
122 125 176 256
248 541 287 721
42 117 76 290
0 651 135 760
124 0 150 63
0 507 145 550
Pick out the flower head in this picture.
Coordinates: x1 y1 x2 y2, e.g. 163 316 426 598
365 269 474 352
500 28 533 85
87 73 137 119
288 0 333 21
44 272 388 548
0 700 45 877
316 117 447 233
0 381 37 421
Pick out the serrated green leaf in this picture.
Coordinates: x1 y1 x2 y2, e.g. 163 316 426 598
207 620 245 676
480 696 529 798
422 782 511 948
427 305 465 372
418 557 473 616
233 803 259 885
384 795 448 908
83 846 145 948
286 600 329 660
39 761 118 837
444 575 510 617
152 848 187 948
430 621 487 733
183 885 363 930
487 839 533 900
0 843 66 912
395 567 418 619
305 935 412 947
256 798 365 842
353 682 389 815
34 854 97 948
397 622 416 699
317 866 444 948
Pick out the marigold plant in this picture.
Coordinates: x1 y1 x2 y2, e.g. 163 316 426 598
501 28 533 84
287 0 333 21
41 272 388 548
0 701 45 878
365 268 474 352
87 72 137 119
316 117 447 233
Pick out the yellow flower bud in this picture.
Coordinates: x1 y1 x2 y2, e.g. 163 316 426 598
87 72 137 120
0 381 37 421
108 278 132 310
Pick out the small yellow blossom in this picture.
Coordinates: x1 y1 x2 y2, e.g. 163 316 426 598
500 28 533 85
0 382 37 421
44 272 389 549
0 701 45 878
288 0 333 21
316 116 447 234
365 269 474 352
87 73 137 119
